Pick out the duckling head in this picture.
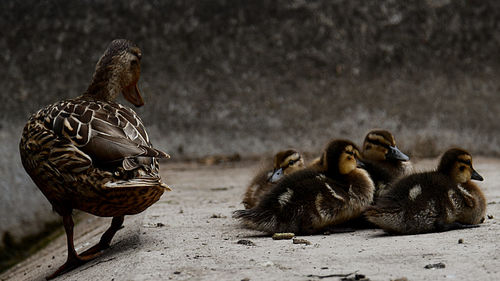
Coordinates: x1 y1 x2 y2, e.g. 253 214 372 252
268 149 304 183
362 130 409 162
85 39 144 107
320 139 361 176
437 148 483 184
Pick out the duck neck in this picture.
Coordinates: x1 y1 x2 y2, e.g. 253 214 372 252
84 66 121 102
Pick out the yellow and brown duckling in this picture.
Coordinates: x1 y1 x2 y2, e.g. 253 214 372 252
242 149 304 209
364 148 486 234
19 39 170 279
234 140 374 234
359 130 412 198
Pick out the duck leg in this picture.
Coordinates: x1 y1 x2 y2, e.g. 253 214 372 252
79 216 125 257
46 214 100 280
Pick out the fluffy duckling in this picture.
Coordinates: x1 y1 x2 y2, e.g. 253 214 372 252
242 149 304 209
19 39 170 279
365 148 486 234
234 140 374 234
359 130 411 198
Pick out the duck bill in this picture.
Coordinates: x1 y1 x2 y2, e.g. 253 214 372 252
268 168 284 183
471 169 484 181
386 146 410 161
123 84 144 107
356 158 366 168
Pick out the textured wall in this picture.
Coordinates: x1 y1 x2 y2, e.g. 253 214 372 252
1 0 500 246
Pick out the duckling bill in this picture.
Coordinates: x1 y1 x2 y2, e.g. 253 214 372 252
242 149 304 209
365 148 486 234
234 140 374 234
19 39 169 279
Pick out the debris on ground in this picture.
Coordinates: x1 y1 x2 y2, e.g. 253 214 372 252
198 154 241 165
210 214 227 218
272 233 295 240
307 271 363 279
237 240 256 246
292 238 311 245
458 238 464 244
424 262 446 269
341 273 370 281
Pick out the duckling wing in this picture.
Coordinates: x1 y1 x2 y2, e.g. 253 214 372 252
48 99 168 168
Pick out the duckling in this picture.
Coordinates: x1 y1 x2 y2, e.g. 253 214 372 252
364 148 486 234
19 39 170 279
359 130 411 198
242 149 304 209
234 140 374 234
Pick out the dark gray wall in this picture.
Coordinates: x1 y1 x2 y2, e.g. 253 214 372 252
1 0 500 247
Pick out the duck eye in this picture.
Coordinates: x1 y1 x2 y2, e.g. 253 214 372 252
459 166 465 171
288 160 295 166
131 59 138 66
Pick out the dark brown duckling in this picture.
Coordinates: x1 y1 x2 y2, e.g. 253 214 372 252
242 149 304 209
234 140 374 234
19 39 170 279
359 130 412 198
365 148 486 234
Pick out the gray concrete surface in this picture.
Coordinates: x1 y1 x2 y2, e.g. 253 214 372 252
1 157 499 281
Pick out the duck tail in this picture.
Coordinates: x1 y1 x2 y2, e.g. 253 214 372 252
364 206 404 233
233 208 280 233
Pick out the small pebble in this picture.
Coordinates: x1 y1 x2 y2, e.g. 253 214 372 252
173 271 181 275
487 215 494 219
293 238 312 245
424 262 446 269
237 239 256 246
272 233 295 240
458 238 464 244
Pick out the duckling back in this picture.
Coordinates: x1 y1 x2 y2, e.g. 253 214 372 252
365 171 486 234
235 167 374 234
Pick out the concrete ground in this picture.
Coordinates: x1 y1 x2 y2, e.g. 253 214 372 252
1 157 499 281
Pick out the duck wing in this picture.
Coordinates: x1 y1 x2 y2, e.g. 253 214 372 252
47 98 168 169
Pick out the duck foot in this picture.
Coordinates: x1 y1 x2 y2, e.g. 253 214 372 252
46 214 125 279
46 252 101 280
79 216 125 257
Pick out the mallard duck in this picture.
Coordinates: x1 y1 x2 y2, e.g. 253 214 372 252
19 39 170 279
242 149 304 209
359 130 411 198
364 148 486 234
234 140 374 234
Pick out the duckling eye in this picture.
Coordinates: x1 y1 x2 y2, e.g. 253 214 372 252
131 59 138 66
459 166 465 171
288 160 295 166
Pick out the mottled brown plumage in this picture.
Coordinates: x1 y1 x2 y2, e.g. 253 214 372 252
19 39 169 279
234 140 374 234
242 149 304 209
365 148 486 234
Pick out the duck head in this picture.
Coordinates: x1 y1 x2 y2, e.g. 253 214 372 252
362 130 409 162
268 149 304 183
437 148 483 184
319 139 361 176
85 39 144 107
